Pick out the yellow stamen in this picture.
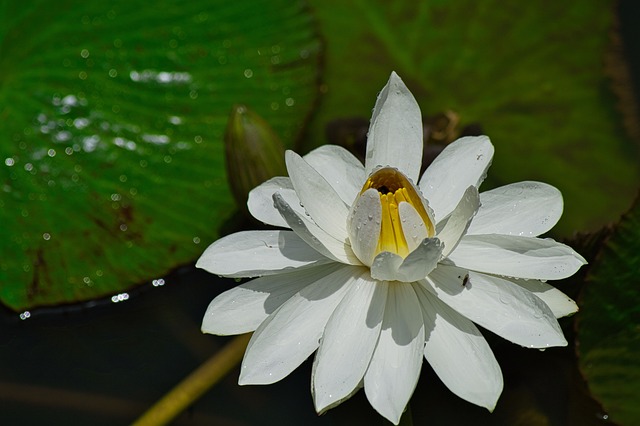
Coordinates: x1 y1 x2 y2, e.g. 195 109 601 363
360 167 435 258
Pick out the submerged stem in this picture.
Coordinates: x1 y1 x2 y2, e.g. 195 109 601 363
132 333 251 426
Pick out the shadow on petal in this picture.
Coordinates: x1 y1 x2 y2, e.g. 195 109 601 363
388 284 424 346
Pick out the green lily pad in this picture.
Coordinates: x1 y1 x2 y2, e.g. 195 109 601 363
578 196 640 425
306 0 639 235
0 1 320 311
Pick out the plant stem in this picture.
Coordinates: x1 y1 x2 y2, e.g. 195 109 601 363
131 333 251 426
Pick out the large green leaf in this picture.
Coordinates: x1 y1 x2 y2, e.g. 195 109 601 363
306 0 639 235
0 1 320 310
578 196 640 425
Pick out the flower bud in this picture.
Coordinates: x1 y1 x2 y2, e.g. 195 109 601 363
224 105 287 209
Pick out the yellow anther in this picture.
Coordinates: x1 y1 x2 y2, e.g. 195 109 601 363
360 167 434 258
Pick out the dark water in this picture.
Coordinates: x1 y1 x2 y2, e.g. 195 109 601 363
0 266 335 425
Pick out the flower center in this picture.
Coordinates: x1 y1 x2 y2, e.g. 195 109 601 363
360 167 434 258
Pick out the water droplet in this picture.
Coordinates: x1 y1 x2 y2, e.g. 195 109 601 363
111 293 129 303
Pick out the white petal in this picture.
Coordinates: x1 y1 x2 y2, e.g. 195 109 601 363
273 193 360 265
239 265 358 385
365 72 423 182
370 251 403 281
397 238 443 280
303 144 366 205
510 279 578 318
285 150 350 241
448 234 587 280
313 273 388 413
419 136 494 222
364 283 425 425
437 186 480 256
247 177 300 228
425 266 567 348
348 188 382 266
370 238 442 282
202 263 343 335
196 230 331 278
467 181 564 237
399 202 429 252
413 283 503 411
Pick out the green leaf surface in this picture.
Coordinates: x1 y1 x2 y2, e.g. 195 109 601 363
0 1 320 310
578 196 640 425
306 0 639 235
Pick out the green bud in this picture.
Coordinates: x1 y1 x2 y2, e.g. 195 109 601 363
224 104 287 210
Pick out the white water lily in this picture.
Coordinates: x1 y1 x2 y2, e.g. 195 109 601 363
197 72 585 424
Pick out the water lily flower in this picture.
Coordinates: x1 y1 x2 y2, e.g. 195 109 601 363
197 72 586 424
